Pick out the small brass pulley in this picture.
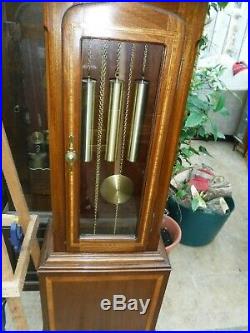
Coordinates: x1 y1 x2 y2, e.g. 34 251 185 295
65 135 77 172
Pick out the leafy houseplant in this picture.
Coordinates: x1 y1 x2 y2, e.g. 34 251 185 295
165 2 235 246
173 0 231 199
174 64 228 178
174 1 230 179
172 63 231 211
167 62 235 246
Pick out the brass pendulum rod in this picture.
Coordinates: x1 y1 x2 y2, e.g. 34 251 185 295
127 44 149 162
93 42 108 235
81 39 96 162
105 42 124 162
113 43 136 235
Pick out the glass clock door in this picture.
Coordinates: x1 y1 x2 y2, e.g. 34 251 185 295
78 39 164 238
62 3 185 251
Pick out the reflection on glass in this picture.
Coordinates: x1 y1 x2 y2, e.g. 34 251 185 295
3 3 50 211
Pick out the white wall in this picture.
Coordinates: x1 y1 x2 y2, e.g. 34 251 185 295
199 2 248 64
197 3 248 135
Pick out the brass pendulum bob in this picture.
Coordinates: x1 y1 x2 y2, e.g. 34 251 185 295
127 79 149 162
105 77 124 162
81 77 96 162
100 174 134 205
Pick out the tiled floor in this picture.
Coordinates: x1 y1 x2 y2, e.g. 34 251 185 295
5 141 248 331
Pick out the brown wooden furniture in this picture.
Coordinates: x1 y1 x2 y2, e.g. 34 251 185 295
39 3 207 330
2 124 40 330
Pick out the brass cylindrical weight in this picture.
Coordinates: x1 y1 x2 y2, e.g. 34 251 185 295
81 77 96 162
105 78 124 162
127 79 149 162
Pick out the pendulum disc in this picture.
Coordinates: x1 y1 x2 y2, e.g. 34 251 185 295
100 175 134 205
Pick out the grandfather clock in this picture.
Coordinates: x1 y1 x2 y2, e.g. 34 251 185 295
39 3 207 330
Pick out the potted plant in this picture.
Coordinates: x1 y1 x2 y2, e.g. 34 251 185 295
166 2 236 246
167 165 235 246
162 2 233 250
161 214 182 254
166 64 236 246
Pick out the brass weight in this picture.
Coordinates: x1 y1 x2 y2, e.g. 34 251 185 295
105 78 124 162
127 79 149 162
28 152 48 169
81 77 96 162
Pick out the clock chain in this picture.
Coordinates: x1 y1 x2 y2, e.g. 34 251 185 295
113 43 136 235
93 41 108 235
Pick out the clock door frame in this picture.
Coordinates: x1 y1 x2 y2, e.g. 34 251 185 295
44 3 208 252
61 3 185 252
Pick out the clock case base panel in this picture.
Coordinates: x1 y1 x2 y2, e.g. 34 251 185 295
38 226 170 331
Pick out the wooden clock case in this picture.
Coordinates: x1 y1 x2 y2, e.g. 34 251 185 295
38 2 207 330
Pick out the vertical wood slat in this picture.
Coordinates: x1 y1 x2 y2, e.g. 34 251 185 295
2 234 14 282
7 298 29 331
2 123 40 268
2 124 30 230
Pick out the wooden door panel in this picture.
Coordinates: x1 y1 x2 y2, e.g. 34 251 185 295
41 271 169 330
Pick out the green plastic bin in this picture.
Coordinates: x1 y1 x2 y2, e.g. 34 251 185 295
167 196 235 246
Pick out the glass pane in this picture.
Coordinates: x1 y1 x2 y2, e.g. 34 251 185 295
3 3 50 211
79 39 164 237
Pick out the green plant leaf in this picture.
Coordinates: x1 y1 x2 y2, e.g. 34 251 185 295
189 147 200 155
191 197 201 212
191 193 207 212
217 2 228 10
215 94 225 111
197 127 206 137
188 95 209 111
210 122 218 141
217 107 229 116
185 112 204 128
198 35 209 51
173 159 185 176
198 145 213 157
176 189 188 200
210 122 226 141
191 195 207 212
217 131 225 139
180 128 196 141
180 147 196 158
